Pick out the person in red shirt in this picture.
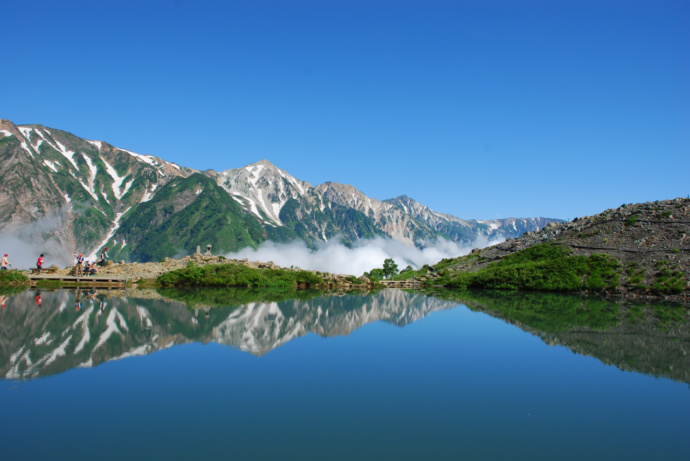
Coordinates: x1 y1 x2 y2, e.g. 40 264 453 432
36 254 44 274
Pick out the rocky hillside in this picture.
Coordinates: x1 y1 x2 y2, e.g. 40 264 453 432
428 197 690 299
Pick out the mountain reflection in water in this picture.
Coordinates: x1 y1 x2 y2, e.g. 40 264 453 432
0 288 457 380
1 288 688 383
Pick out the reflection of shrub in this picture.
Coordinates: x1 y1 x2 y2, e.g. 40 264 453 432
429 288 688 332
428 288 621 332
157 286 324 308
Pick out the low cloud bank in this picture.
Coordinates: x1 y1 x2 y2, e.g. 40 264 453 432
0 206 75 269
0 232 71 269
225 236 505 276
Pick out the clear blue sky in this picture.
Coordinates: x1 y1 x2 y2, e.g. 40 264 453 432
3 0 688 220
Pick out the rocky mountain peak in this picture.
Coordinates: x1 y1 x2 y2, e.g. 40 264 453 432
217 160 312 226
315 182 385 212
0 119 18 134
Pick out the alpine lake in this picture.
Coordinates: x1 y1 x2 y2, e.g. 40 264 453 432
1 286 688 460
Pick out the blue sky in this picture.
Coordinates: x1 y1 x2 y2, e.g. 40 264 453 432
3 0 688 220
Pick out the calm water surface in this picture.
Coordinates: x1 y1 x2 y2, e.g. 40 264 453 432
1 288 688 460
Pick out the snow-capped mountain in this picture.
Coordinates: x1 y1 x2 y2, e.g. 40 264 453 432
0 119 561 263
0 119 192 262
217 159 312 226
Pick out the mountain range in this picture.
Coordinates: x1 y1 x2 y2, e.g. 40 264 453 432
0 119 560 264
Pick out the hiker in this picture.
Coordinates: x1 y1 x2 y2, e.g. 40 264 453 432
89 263 99 276
1 254 10 270
76 254 85 276
36 254 44 274
100 247 108 267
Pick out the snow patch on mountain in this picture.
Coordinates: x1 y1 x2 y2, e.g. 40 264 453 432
32 128 80 169
87 140 102 150
20 141 34 158
83 153 98 197
44 160 58 172
102 159 130 200
18 126 32 139
86 206 131 261
118 148 157 166
141 184 158 203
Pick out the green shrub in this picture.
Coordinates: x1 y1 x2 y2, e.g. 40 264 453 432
158 262 325 288
652 261 686 293
444 244 620 292
0 270 29 285
625 215 639 227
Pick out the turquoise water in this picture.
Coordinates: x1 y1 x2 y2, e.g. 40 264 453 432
1 289 688 460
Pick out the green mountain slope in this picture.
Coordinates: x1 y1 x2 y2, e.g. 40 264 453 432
108 174 268 262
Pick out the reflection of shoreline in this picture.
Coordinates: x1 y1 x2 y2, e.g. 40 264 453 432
433 289 690 384
0 289 456 380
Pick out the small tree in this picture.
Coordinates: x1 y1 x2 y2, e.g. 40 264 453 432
382 258 399 279
364 268 385 280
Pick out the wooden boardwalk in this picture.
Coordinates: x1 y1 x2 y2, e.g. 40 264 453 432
28 274 127 288
379 280 422 289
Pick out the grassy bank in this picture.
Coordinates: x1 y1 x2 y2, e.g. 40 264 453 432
158 261 325 288
432 244 621 292
0 270 30 287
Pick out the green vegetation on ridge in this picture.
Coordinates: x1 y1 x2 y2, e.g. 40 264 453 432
112 174 267 262
432 244 621 292
158 261 325 288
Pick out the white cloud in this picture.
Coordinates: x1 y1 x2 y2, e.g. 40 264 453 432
224 235 505 276
0 205 75 269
